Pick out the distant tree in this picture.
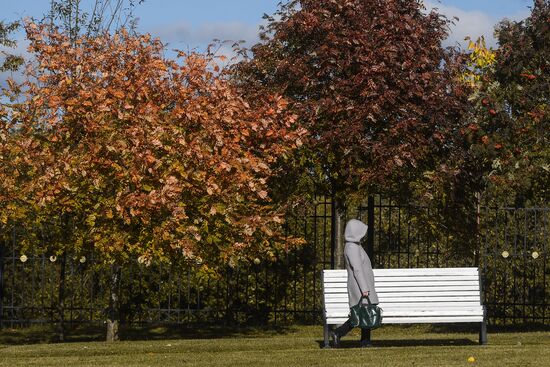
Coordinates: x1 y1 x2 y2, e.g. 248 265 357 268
0 21 24 72
2 22 304 340
0 21 27 228
231 0 467 265
233 0 467 199
1 1 149 342
45 0 144 37
403 0 550 262
457 0 549 206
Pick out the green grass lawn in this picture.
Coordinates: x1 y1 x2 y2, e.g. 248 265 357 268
1 324 549 367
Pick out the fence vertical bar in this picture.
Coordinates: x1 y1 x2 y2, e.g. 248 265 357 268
313 200 318 321
406 204 411 268
367 196 375 265
543 210 548 324
0 236 4 329
10 227 15 328
58 251 67 341
521 208 529 322
330 195 336 270
303 214 308 322
397 204 402 268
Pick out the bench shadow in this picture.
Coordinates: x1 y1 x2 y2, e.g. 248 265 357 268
317 338 477 349
428 323 550 334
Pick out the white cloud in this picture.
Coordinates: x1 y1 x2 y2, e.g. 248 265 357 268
151 21 261 50
148 21 264 66
151 3 532 55
424 1 530 49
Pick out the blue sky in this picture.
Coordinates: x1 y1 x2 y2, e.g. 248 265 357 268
437 0 532 19
2 1 535 47
0 0 536 74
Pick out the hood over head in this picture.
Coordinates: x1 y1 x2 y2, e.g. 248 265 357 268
344 219 368 243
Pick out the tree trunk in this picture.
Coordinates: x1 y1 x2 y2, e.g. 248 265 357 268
106 264 121 342
331 198 346 269
0 240 4 329
57 252 67 342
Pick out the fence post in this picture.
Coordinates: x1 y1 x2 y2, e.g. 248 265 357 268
366 196 375 266
474 192 481 267
330 196 336 270
0 237 4 329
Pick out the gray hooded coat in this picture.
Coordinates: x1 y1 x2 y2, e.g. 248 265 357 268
344 219 379 306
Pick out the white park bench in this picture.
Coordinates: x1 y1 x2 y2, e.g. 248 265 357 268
322 267 487 347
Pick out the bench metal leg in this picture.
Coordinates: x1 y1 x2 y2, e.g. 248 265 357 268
479 307 488 345
479 321 487 345
361 328 372 347
323 322 331 348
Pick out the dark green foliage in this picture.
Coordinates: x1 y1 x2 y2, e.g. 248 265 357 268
456 0 549 206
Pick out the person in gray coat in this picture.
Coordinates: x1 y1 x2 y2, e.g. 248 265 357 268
331 219 379 347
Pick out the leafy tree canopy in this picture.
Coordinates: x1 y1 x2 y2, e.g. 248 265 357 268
1 22 305 269
456 0 549 206
232 0 467 201
0 21 24 72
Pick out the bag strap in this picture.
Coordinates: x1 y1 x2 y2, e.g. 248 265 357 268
357 295 372 306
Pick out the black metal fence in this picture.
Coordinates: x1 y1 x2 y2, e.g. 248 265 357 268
356 196 478 269
0 196 548 328
480 206 549 324
0 198 334 328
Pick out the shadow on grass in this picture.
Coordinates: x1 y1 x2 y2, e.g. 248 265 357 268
428 323 550 334
373 338 478 347
316 338 477 349
122 323 296 341
0 323 297 346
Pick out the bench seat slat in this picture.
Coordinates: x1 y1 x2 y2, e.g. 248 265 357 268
325 309 483 316
326 309 483 317
383 316 484 323
325 300 481 310
325 304 484 310
326 304 484 311
326 316 485 324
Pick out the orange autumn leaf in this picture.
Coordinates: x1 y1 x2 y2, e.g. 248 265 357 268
1 22 305 270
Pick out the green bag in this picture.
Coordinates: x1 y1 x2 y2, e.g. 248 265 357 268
349 295 383 329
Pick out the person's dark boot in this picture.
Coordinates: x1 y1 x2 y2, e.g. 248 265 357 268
330 331 341 348
360 328 372 348
360 340 373 348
